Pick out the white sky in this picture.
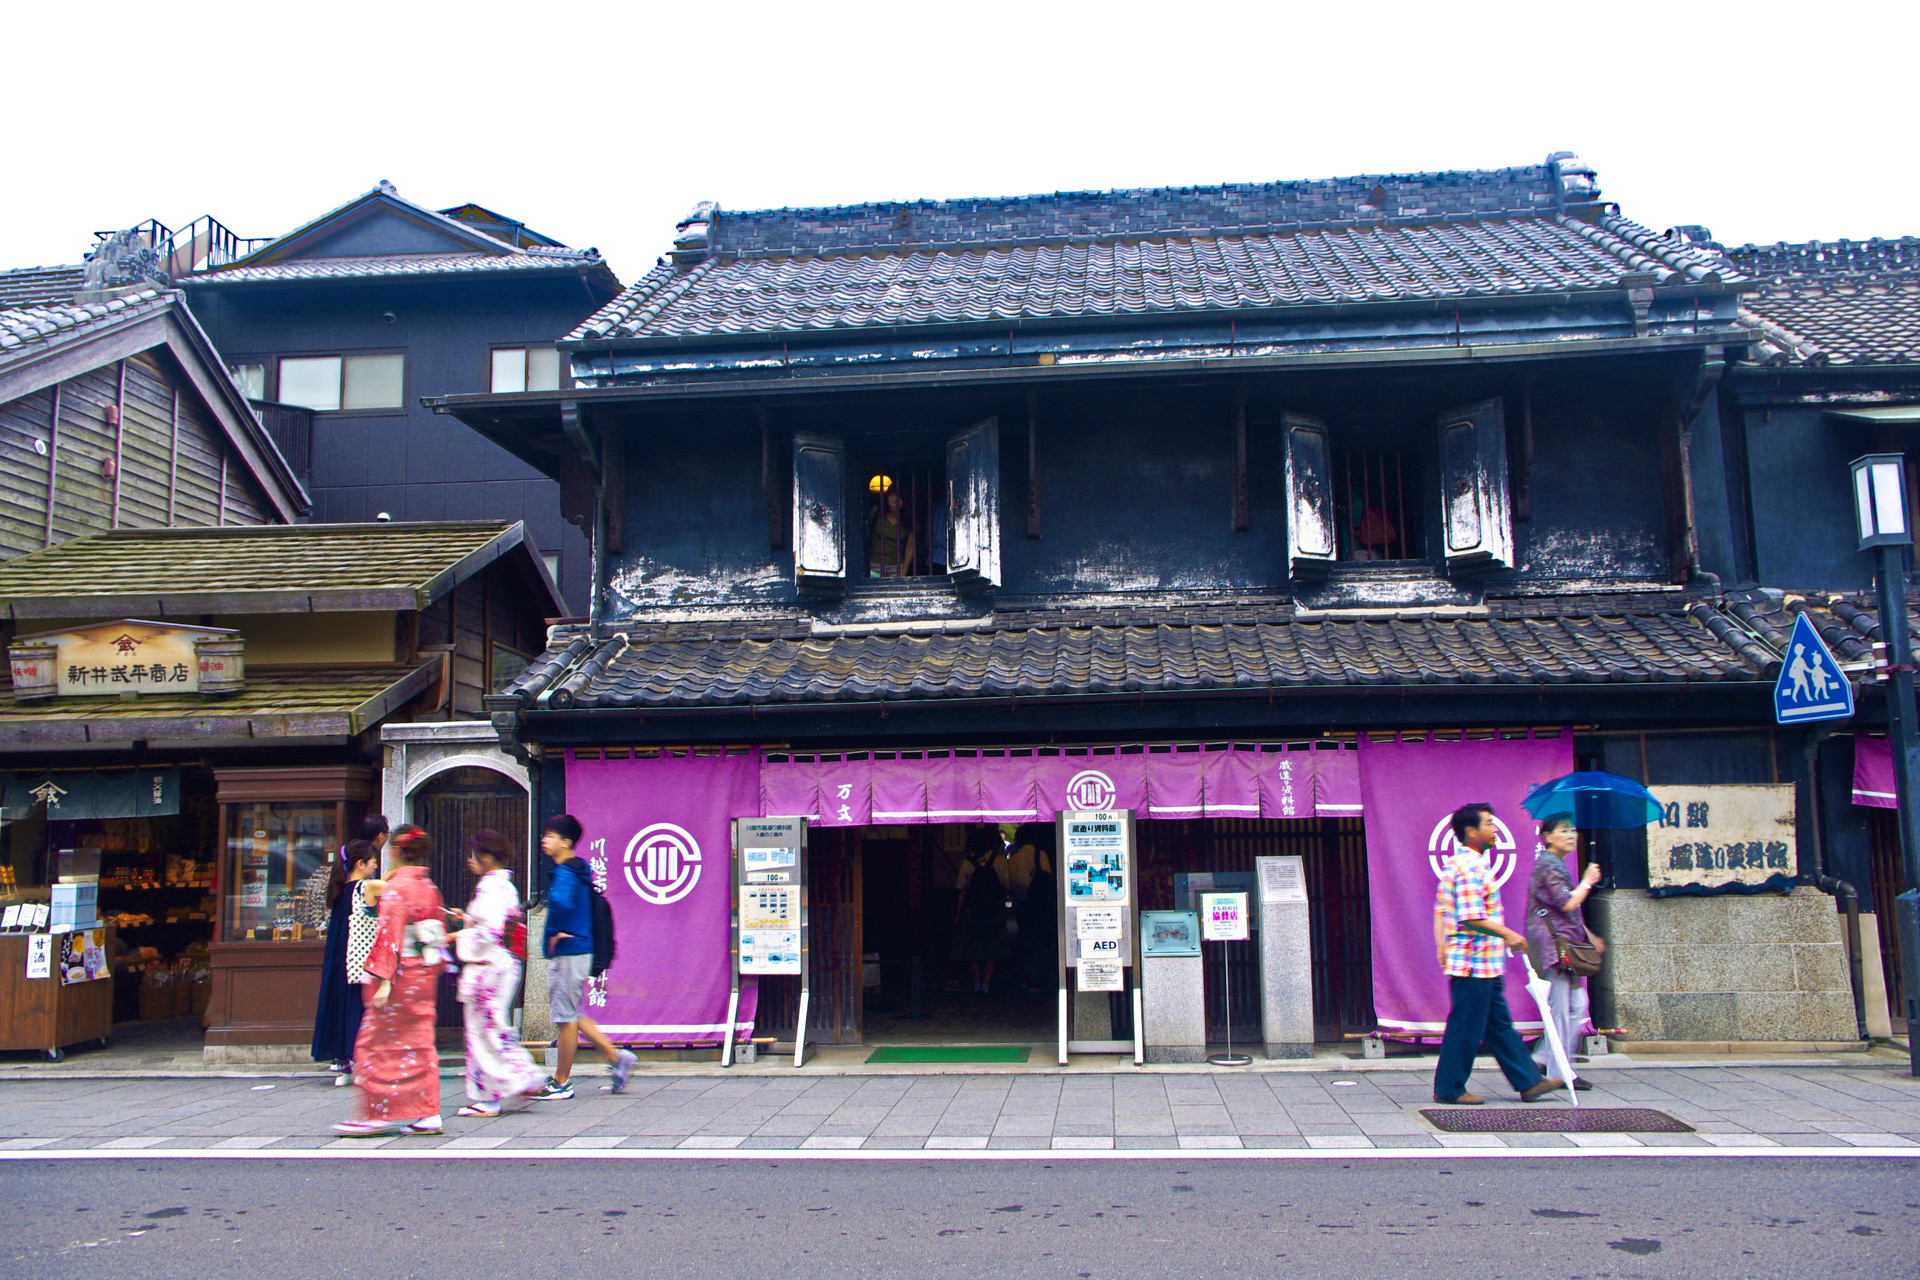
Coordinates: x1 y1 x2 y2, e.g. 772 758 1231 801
8 0 1916 284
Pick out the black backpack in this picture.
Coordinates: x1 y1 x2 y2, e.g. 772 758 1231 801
588 880 616 978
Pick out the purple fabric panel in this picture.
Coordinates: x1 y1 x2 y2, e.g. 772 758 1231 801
924 758 980 822
870 757 930 823
1032 753 1151 814
979 755 1042 821
1145 751 1206 818
1854 736 1896 809
1313 747 1363 817
566 750 761 1043
1202 748 1264 818
1259 747 1316 819
759 760 820 821
1356 733 1573 1036
811 759 872 827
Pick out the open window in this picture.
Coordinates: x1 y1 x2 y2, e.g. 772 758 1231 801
1282 398 1513 581
791 417 1000 596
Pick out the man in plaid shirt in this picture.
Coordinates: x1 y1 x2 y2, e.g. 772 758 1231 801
1431 802 1563 1106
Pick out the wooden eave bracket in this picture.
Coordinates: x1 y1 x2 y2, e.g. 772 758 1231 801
560 399 599 474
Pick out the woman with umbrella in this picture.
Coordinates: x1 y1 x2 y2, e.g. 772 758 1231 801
1527 814 1604 1090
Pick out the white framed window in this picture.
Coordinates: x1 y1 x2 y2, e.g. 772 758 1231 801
228 362 267 400
276 353 406 412
490 346 562 394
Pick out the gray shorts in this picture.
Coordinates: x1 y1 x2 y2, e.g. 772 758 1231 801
547 952 592 1024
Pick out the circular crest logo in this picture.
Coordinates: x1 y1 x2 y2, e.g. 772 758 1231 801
1065 769 1117 810
623 822 702 906
1426 813 1521 890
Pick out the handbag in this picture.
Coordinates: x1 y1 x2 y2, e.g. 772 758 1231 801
345 903 379 985
1554 933 1604 978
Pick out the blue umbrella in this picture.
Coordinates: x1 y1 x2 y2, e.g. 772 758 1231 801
1522 771 1663 829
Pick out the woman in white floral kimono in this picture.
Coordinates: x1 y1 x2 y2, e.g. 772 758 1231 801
449 830 546 1117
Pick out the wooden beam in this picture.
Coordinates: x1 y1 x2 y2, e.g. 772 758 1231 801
43 381 59 548
167 385 179 524
218 455 228 527
759 404 783 549
1232 382 1250 532
110 359 125 527
1025 391 1040 539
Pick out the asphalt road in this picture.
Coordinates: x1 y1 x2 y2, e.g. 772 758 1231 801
2 1157 1913 1279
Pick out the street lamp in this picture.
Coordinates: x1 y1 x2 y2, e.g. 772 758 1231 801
1851 452 1920 1076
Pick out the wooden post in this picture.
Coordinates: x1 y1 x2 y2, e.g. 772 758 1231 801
218 455 228 527
110 360 126 527
167 386 180 525
43 382 59 547
1026 391 1041 539
1233 382 1250 532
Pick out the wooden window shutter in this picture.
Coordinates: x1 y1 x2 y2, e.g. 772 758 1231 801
1436 397 1514 572
1283 412 1336 578
791 431 847 592
945 416 1001 592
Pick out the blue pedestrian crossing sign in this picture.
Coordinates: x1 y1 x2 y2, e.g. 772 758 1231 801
1773 611 1855 724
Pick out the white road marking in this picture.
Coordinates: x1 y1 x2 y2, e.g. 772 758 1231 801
0 1145 1911 1162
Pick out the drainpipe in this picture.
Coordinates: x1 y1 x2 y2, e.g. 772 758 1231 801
1805 731 1870 1041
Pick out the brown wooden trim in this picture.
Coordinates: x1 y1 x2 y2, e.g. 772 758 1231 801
111 359 126 526
167 384 180 524
215 765 374 803
43 380 59 548
218 454 228 526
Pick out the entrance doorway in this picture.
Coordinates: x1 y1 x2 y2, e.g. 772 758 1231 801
409 766 529 1028
753 815 1374 1048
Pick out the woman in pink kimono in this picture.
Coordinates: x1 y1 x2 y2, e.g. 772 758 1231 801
331 826 449 1137
450 830 545 1117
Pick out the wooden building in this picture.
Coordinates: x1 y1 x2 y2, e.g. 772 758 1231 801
0 520 560 1060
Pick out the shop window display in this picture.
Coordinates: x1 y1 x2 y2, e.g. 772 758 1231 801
224 802 338 943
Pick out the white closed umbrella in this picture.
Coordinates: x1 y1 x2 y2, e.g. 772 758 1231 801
1514 949 1577 1107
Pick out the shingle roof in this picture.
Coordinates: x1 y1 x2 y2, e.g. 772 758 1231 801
181 247 606 287
0 662 440 746
0 520 542 620
0 289 170 355
1722 237 1920 366
572 213 1732 344
0 264 85 308
499 599 1766 712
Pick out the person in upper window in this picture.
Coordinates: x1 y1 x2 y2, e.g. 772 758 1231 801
869 487 916 577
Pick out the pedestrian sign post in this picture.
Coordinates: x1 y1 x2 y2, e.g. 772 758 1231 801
1773 611 1855 725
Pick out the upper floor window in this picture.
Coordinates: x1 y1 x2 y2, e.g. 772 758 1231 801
228 362 267 400
793 418 1000 595
490 346 562 394
1332 447 1425 562
277 353 406 412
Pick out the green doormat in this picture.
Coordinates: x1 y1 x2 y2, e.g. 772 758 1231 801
865 1045 1033 1064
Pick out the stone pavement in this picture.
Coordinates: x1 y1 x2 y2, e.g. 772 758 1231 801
3 1062 1919 1153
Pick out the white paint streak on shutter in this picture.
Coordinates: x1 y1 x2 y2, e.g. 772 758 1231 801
1436 397 1513 572
1283 412 1336 578
946 416 1000 592
792 430 847 590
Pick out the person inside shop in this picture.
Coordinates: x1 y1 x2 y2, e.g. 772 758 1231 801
330 826 449 1138
869 483 916 577
310 832 385 1081
1007 823 1057 993
951 826 1011 996
1430 803 1562 1107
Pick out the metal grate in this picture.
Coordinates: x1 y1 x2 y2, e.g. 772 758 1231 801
1420 1107 1695 1134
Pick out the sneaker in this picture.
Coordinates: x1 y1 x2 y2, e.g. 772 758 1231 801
1520 1078 1565 1102
1432 1092 1485 1105
526 1077 574 1101
611 1049 637 1095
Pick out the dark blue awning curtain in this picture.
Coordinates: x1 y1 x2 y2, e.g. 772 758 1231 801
0 766 181 822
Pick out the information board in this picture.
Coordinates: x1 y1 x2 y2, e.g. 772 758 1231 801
736 819 805 975
1201 892 1249 942
1258 856 1307 903
1062 812 1129 903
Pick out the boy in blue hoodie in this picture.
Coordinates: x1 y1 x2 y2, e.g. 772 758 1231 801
525 814 636 1099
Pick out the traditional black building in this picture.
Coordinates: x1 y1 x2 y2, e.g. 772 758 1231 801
432 155 1869 1053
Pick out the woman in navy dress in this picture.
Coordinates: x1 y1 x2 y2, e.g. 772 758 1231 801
311 816 389 1075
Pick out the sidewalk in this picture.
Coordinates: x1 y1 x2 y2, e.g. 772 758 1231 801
4 1056 1919 1154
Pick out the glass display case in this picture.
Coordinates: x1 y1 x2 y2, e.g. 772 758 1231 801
224 801 338 942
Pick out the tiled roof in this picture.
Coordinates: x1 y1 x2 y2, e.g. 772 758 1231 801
0 264 85 308
1721 236 1920 366
182 248 606 287
499 599 1766 712
567 156 1738 345
0 289 170 356
0 662 440 745
1720 588 1906 668
0 520 534 619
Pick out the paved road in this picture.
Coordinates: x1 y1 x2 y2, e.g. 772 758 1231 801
4 1156 1913 1279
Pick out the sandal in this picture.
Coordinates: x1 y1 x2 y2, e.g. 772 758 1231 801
457 1103 500 1118
329 1120 405 1138
407 1117 444 1135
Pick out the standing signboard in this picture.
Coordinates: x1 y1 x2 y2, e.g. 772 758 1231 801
1199 891 1251 1065
726 817 807 1067
1056 810 1142 1065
